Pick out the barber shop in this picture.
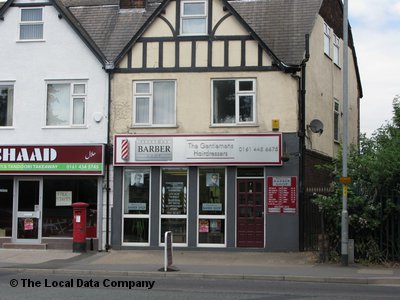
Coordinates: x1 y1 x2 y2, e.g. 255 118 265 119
111 133 299 251
0 145 104 249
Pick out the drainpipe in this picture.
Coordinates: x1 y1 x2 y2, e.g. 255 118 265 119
104 62 114 252
298 34 310 251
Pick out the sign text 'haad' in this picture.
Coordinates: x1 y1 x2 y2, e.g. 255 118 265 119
0 148 57 162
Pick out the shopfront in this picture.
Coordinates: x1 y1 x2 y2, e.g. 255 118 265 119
0 145 104 249
111 133 299 251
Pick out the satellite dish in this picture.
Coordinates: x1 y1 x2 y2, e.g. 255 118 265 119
308 119 324 134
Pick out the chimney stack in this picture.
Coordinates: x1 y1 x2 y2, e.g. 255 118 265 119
120 0 147 9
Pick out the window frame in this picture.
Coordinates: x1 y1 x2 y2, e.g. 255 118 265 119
334 99 340 143
197 168 226 247
19 7 44 41
324 22 331 57
0 82 14 127
45 81 87 128
333 34 340 66
180 0 208 36
121 168 151 246
132 80 176 127
159 167 188 247
211 78 257 126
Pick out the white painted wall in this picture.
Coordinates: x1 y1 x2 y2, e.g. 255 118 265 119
306 16 360 157
0 2 108 145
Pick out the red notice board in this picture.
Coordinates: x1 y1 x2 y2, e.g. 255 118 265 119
267 176 297 213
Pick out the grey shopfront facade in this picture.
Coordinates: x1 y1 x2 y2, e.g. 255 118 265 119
111 133 299 251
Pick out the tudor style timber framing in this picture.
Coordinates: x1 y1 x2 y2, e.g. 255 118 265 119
115 0 282 73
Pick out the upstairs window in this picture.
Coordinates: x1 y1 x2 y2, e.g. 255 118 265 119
19 8 43 40
181 0 207 35
334 100 340 142
0 85 14 127
212 79 256 125
333 34 340 65
46 82 86 126
133 80 176 126
324 22 331 56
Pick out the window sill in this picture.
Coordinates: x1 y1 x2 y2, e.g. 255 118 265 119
334 63 341 70
179 33 208 37
197 243 226 248
0 126 15 130
16 39 45 43
42 126 88 129
121 242 150 247
130 125 178 129
210 123 259 128
324 53 332 61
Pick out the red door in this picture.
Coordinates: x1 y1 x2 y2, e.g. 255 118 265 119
237 179 264 247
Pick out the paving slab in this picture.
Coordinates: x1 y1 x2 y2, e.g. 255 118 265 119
1 249 399 285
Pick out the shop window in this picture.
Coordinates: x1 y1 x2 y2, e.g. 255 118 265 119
0 84 14 126
42 178 97 238
160 168 188 245
123 218 149 244
212 79 256 125
122 168 150 245
199 169 225 215
0 179 13 237
198 168 225 245
160 219 186 244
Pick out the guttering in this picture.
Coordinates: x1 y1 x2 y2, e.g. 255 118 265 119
104 61 114 252
0 0 14 21
298 34 310 251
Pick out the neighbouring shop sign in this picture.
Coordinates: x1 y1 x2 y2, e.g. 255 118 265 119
114 134 282 166
0 145 104 175
267 176 297 213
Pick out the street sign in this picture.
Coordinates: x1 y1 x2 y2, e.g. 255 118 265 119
339 176 351 185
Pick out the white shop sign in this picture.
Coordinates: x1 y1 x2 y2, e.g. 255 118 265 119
114 134 282 166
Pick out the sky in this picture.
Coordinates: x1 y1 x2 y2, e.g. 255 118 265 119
348 0 400 136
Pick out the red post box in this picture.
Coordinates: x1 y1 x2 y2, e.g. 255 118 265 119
72 202 89 252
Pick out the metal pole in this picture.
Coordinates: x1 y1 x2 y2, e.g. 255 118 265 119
341 0 349 266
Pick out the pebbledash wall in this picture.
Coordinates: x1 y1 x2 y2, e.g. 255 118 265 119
110 132 300 251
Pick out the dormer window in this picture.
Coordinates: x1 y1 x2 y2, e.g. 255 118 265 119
180 0 207 35
19 8 44 41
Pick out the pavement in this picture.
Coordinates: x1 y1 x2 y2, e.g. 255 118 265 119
0 248 399 285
